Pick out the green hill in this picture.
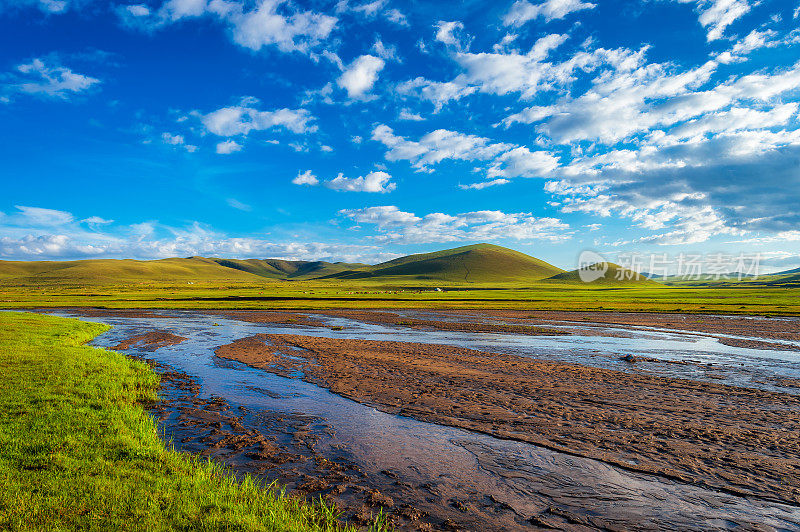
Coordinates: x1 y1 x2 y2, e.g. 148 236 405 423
544 263 660 286
318 243 564 283
0 257 262 283
209 258 367 280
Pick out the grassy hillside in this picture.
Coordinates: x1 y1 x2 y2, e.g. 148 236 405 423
0 257 263 284
0 312 379 531
320 243 564 283
211 258 367 280
544 263 661 286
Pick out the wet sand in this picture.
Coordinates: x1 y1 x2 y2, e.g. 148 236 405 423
221 333 800 506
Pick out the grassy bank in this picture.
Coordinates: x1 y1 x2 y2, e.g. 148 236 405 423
0 312 376 531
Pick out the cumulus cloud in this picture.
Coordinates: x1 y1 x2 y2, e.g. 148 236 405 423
397 77 477 111
325 170 396 193
292 169 319 186
0 205 395 262
371 124 513 170
400 34 649 111
292 169 396 192
337 54 385 98
201 100 316 137
503 0 596 26
486 147 560 179
3 58 100 100
434 20 471 51
339 206 572 244
161 132 198 152
115 0 337 55
216 139 242 154
398 109 425 121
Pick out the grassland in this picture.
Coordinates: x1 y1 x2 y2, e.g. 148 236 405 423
0 312 383 531
0 278 798 315
0 242 797 316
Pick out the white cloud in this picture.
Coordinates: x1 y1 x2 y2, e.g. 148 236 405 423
338 0 408 25
82 216 114 225
216 139 242 154
503 0 596 26
371 124 513 170
340 206 571 244
226 198 251 211
397 77 477 111
201 100 316 136
486 147 560 179
398 108 425 121
340 205 420 227
226 0 337 53
0 212 393 262
337 54 385 98
434 20 471 50
6 0 72 13
459 178 510 190
161 132 198 152
15 205 73 226
5 58 100 99
674 0 751 41
325 170 396 193
384 8 408 25
292 169 319 186
117 0 337 56
371 39 400 61
730 28 778 55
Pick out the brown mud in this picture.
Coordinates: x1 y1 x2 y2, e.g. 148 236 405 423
62 307 177 319
223 333 800 507
129 343 441 530
111 330 187 351
214 310 327 328
464 310 800 343
317 310 564 336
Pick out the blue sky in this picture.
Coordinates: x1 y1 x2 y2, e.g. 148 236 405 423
1 0 799 271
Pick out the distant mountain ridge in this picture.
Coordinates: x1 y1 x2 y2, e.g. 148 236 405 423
0 244 656 285
545 263 660 286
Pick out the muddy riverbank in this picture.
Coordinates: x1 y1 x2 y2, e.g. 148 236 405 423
48 308 800 530
220 333 800 506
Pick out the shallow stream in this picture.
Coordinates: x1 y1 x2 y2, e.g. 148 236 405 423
54 310 800 530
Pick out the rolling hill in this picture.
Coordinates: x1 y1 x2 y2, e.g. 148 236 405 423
0 256 368 284
0 257 261 283
0 244 565 285
208 258 367 280
544 263 661 286
318 243 564 282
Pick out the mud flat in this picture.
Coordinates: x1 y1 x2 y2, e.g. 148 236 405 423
465 310 800 343
111 330 187 350
316 310 564 336
225 333 800 506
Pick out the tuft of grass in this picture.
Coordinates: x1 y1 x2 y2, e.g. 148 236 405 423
0 312 388 531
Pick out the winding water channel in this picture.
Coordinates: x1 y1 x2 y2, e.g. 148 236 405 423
54 310 800 530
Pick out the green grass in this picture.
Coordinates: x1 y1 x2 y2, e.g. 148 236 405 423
320 243 565 282
0 279 797 315
0 312 384 531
